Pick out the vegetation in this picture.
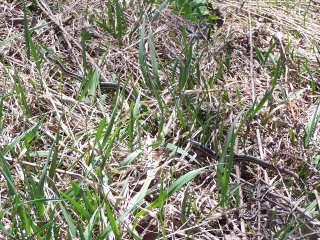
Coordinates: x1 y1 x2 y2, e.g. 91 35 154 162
0 0 319 239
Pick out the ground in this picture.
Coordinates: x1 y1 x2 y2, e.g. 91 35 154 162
0 0 320 239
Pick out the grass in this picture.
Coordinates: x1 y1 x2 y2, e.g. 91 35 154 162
0 0 320 239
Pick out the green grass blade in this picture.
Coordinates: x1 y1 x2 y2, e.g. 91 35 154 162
101 126 121 169
59 202 78 237
37 128 60 219
2 122 41 155
14 195 31 236
61 192 91 220
14 70 31 117
128 102 135 150
271 59 281 86
252 87 275 117
254 45 265 64
108 0 115 34
138 17 149 82
148 32 161 89
39 139 56 196
237 58 280 134
134 167 205 221
217 125 236 208
83 189 96 214
86 68 100 101
119 149 142 167
303 104 320 148
48 127 60 179
263 41 277 65
84 207 99 240
0 152 17 195
178 41 193 92
29 40 41 73
167 167 205 197
101 80 120 147
95 118 107 144
98 166 157 239
115 0 126 40
130 167 158 209
164 142 202 166
95 18 113 34
152 0 169 22
0 95 3 134
23 4 31 59
105 203 121 240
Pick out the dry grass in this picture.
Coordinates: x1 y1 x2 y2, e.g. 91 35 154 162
0 0 319 239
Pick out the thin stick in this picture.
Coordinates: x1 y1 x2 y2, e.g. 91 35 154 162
4 156 84 179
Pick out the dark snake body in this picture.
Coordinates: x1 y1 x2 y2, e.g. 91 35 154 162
46 53 136 101
189 140 300 180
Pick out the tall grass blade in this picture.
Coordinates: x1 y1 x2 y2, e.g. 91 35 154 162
14 195 31 236
217 125 236 208
128 102 135 150
29 40 41 73
152 0 168 22
59 203 78 237
178 41 193 92
263 42 276 65
138 17 149 82
115 0 126 40
148 32 161 89
99 167 159 238
271 59 281 86
107 0 115 31
119 149 142 167
139 18 164 136
101 126 120 169
134 167 205 222
2 122 40 155
23 4 31 59
48 127 60 179
61 192 91 220
105 203 121 240
101 79 120 147
84 207 99 240
89 118 107 165
14 70 31 117
0 152 17 195
236 60 281 135
210 58 223 85
37 128 60 219
303 104 320 148
166 167 205 198
164 142 201 166
0 87 4 134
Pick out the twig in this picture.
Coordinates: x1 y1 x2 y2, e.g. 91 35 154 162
4 155 84 179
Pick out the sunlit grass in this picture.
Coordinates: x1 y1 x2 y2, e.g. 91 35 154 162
0 0 319 239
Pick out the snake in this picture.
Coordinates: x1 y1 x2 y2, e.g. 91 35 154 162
45 52 136 101
46 51 300 181
189 140 300 180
